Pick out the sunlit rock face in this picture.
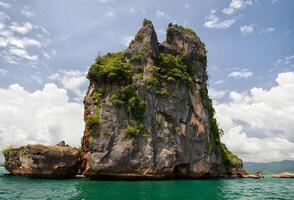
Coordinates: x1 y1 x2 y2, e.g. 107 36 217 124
81 19 245 179
3 144 80 178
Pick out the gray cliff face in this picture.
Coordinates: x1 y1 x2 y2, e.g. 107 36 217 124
81 20 243 179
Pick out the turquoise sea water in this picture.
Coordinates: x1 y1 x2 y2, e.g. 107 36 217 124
0 167 293 200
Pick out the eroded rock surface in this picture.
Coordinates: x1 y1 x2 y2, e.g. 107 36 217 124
81 19 246 179
3 144 80 178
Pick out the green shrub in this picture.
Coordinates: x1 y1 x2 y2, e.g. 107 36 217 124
184 28 197 37
1 145 12 155
143 18 152 26
127 96 146 121
145 53 195 96
123 126 142 138
221 143 241 172
111 85 146 122
88 52 133 86
86 114 100 136
201 88 222 149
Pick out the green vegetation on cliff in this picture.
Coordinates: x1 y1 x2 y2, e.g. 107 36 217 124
86 52 146 137
221 144 242 172
1 145 13 155
86 113 100 137
201 88 223 148
146 53 195 95
88 52 133 86
110 85 146 122
85 21 240 172
201 88 239 171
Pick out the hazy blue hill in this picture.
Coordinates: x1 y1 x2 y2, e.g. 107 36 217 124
244 160 294 174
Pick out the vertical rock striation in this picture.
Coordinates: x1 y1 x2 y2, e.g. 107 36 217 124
81 19 245 179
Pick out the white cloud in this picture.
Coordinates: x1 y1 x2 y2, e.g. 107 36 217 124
228 69 253 79
121 35 133 47
0 1 11 9
215 72 294 162
273 54 294 67
259 27 275 34
9 47 38 61
214 80 225 85
0 68 7 77
21 5 35 18
6 37 41 49
184 4 190 8
100 0 112 3
156 10 170 19
223 0 255 15
9 22 33 34
0 83 84 149
0 8 45 65
240 24 254 35
48 70 87 99
104 8 114 17
284 55 294 65
8 48 37 61
209 88 228 99
129 7 135 13
42 51 51 59
203 10 236 30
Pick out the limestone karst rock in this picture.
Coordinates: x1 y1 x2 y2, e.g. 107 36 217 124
3 144 80 178
80 19 245 179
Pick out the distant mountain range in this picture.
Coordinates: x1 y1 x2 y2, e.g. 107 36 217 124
244 160 294 174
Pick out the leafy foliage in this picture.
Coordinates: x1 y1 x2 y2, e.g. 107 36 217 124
111 85 146 122
1 145 13 155
146 53 195 95
143 18 152 26
85 113 100 137
201 88 223 149
88 52 133 86
123 125 145 138
221 143 241 172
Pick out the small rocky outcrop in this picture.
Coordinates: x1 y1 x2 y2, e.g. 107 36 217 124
3 144 80 178
80 19 246 179
272 172 294 178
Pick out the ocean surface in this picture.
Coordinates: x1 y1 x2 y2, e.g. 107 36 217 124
0 167 293 200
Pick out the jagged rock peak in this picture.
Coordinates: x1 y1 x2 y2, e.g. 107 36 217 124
162 23 207 63
125 19 159 61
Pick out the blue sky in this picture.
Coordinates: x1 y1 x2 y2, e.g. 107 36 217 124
0 0 294 162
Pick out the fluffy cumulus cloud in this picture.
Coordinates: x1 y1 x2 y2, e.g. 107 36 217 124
203 10 236 30
228 68 253 79
0 83 84 149
215 72 294 162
